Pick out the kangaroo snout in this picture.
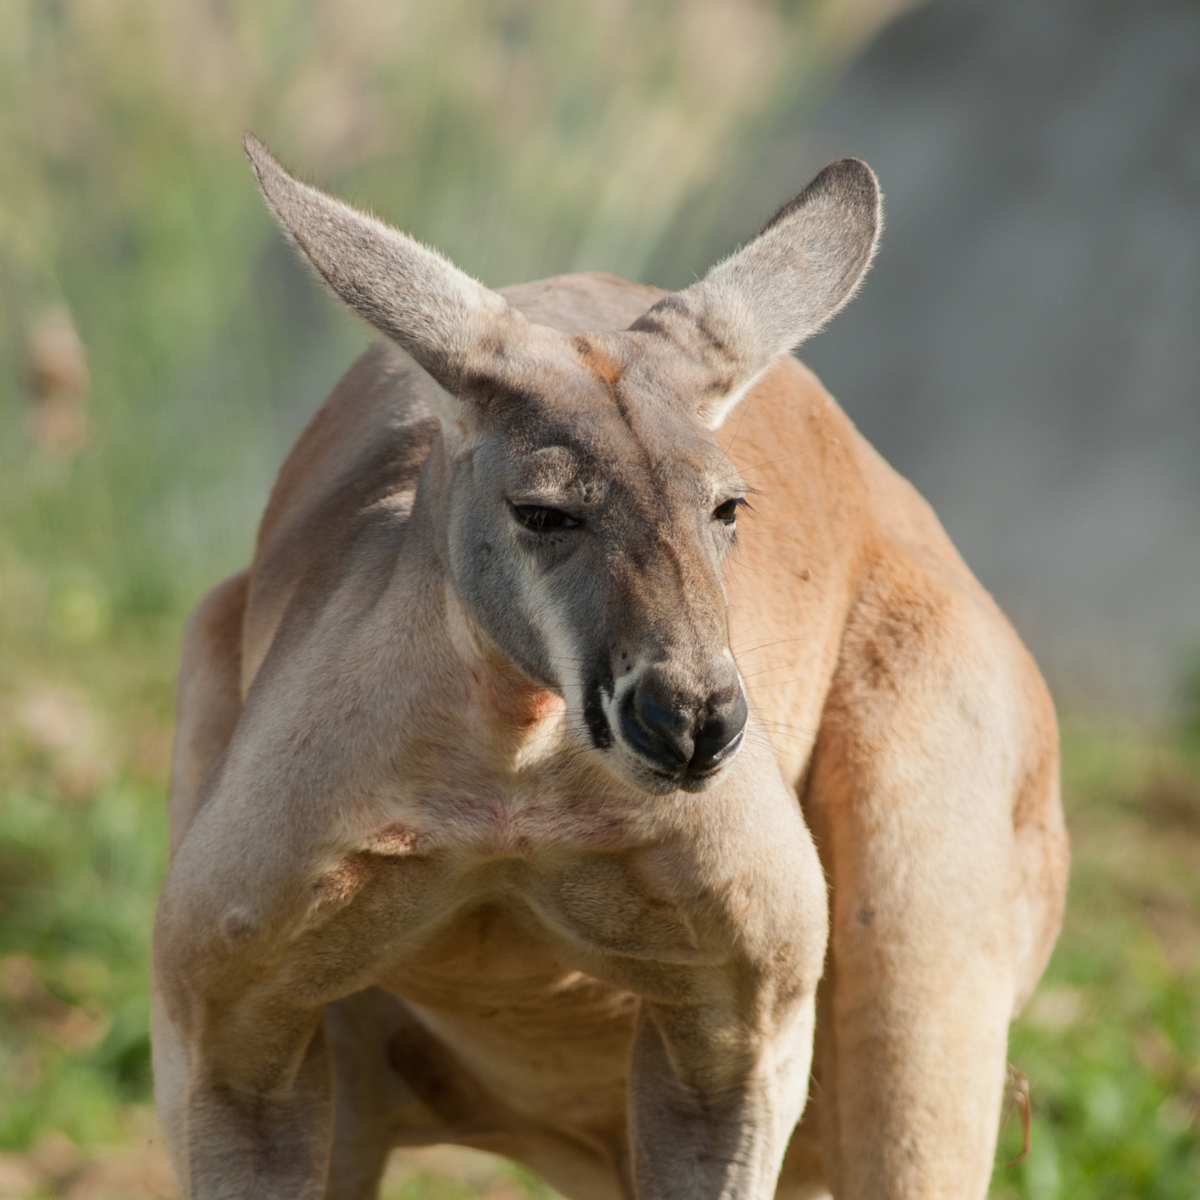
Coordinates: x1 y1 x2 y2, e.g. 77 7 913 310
619 665 748 788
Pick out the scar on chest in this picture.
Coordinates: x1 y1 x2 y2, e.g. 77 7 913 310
367 822 428 855
310 823 429 907
311 854 372 906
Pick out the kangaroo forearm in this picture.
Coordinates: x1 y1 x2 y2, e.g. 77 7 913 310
628 1002 814 1200
186 1027 334 1200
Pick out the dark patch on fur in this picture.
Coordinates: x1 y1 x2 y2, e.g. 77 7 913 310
627 314 670 339
759 158 877 236
692 312 732 360
388 1018 497 1129
584 663 616 751
628 293 691 345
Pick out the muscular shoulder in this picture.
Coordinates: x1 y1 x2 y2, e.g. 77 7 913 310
241 344 440 693
821 515 1057 819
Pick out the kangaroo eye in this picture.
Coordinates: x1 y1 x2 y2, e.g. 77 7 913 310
513 504 580 531
713 498 743 525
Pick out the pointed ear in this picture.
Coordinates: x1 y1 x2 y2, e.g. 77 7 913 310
243 133 531 432
631 159 882 428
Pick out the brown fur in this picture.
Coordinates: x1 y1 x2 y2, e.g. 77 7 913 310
152 145 1067 1200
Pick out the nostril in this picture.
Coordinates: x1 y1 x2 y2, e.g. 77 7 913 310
620 686 693 769
635 691 694 765
690 691 748 773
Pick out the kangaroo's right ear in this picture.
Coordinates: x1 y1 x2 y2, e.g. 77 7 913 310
631 159 882 428
243 133 534 436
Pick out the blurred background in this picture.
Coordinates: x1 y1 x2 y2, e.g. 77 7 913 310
0 0 1197 1197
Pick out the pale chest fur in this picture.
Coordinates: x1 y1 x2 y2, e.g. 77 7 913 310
307 721 725 994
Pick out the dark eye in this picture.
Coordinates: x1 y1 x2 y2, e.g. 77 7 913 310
713 498 743 525
513 504 580 531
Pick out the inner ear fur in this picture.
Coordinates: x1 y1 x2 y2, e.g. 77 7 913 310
242 133 536 425
631 158 882 429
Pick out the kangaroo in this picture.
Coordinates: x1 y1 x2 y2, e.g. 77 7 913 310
151 135 1068 1200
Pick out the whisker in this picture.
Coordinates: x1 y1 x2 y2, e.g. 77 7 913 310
735 452 804 474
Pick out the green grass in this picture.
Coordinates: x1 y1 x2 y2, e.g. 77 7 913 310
0 634 175 1151
991 720 1200 1198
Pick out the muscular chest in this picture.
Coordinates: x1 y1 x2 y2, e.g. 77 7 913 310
311 777 716 990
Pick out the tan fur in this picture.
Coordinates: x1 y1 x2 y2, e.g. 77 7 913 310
153 147 1067 1200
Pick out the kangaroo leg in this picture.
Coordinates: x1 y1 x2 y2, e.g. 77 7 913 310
619 749 830 1200
152 588 425 1200
803 569 1067 1199
629 998 819 1200
325 989 428 1200
154 848 409 1200
806 796 1014 1200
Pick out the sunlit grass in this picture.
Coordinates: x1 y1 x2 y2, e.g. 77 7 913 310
992 719 1200 1198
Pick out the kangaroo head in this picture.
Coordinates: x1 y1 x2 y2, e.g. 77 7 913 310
245 134 880 794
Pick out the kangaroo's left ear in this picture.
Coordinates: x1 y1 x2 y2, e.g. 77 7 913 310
630 159 882 429
241 133 553 444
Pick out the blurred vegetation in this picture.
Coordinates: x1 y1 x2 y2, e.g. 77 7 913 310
0 0 1197 1197
0 0 864 633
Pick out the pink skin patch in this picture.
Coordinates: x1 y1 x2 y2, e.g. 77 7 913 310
519 689 565 726
465 658 565 730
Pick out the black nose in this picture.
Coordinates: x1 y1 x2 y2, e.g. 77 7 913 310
620 675 748 780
